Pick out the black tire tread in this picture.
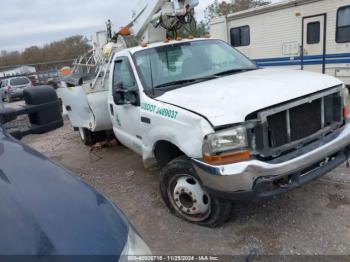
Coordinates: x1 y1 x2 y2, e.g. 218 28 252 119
80 128 95 146
160 155 232 227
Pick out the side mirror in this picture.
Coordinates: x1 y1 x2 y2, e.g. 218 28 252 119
24 86 63 134
113 83 140 106
0 86 64 140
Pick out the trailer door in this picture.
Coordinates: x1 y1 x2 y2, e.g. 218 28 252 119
302 14 326 74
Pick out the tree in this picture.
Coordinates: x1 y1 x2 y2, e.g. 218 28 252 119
195 21 209 37
205 0 271 24
0 35 91 71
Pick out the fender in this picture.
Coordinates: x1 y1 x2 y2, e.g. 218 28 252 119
141 102 214 168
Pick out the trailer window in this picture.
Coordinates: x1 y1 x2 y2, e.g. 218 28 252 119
230 26 250 47
336 6 350 43
307 22 320 44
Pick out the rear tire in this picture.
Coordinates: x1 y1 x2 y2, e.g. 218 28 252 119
160 156 232 227
78 127 94 146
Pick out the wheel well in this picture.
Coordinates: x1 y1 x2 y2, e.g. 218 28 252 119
154 141 185 168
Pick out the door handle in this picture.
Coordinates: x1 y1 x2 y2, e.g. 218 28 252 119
109 104 114 116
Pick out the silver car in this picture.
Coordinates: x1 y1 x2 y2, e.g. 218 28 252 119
0 77 32 103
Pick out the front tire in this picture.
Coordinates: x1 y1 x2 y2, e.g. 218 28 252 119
78 127 94 146
160 156 232 227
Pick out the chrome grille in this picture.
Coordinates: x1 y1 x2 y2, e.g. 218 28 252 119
255 86 344 158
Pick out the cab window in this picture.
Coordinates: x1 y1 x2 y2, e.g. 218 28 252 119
113 58 136 89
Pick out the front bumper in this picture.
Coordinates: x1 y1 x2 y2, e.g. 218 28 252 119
193 123 350 200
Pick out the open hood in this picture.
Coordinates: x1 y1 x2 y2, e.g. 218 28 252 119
157 68 343 127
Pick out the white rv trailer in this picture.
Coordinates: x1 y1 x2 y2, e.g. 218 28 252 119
210 0 350 86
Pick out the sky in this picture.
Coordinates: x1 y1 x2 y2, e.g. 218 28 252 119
0 0 282 52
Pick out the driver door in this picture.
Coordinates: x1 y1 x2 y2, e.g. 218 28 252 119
109 56 142 154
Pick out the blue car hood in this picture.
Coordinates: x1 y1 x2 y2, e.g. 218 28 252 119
0 130 128 256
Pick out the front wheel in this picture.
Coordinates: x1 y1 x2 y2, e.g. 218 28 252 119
160 156 232 227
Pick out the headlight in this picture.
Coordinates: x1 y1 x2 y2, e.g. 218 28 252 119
203 125 247 156
119 225 152 261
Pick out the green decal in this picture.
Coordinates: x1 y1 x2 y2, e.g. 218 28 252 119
115 114 121 127
141 103 178 119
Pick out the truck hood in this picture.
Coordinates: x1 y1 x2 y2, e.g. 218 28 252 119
157 68 343 127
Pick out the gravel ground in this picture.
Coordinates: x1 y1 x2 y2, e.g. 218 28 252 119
6 100 350 256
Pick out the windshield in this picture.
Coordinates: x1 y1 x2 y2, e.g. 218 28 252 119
10 77 30 86
133 39 257 91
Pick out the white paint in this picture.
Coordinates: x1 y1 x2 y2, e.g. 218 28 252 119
157 67 342 126
107 39 343 166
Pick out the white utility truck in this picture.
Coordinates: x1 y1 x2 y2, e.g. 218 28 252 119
60 0 350 227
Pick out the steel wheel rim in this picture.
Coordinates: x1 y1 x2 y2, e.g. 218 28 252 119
167 174 211 222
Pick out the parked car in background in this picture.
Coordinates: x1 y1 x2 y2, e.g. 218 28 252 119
0 76 32 102
0 86 151 259
37 70 60 89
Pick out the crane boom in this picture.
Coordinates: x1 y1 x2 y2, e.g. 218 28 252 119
126 0 199 42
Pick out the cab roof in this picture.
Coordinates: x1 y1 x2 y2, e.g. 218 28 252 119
127 38 212 54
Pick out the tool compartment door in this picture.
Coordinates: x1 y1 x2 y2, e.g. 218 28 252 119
58 86 96 130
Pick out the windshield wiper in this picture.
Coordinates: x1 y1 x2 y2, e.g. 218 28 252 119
153 76 219 89
215 67 258 77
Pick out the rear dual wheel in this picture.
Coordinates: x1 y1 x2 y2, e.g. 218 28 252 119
78 128 109 146
78 127 94 146
160 156 232 227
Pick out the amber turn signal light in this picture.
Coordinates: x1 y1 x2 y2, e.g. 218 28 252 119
118 27 130 36
203 150 251 165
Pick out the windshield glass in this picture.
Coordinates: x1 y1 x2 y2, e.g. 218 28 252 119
133 39 256 91
10 77 30 86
